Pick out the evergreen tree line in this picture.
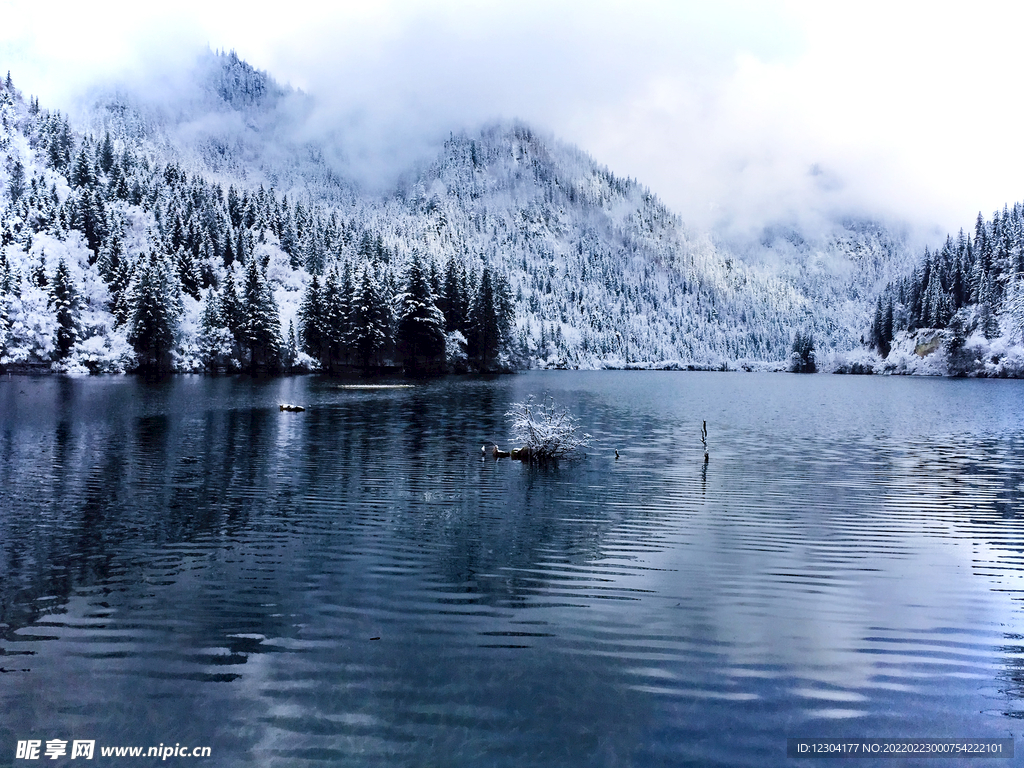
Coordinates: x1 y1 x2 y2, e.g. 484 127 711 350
81 243 514 376
3 233 514 376
870 204 1024 356
296 254 513 375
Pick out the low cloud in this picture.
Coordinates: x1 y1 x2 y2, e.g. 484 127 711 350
4 0 1024 247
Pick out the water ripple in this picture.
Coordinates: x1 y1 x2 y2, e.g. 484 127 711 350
1 372 1024 765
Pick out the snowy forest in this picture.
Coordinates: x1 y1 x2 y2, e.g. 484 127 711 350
865 206 1024 376
1 51 1023 377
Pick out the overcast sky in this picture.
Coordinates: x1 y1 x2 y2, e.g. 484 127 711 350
4 0 1024 243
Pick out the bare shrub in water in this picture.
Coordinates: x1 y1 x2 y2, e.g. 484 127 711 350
506 396 591 460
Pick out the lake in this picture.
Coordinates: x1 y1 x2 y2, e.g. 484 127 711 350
1 371 1023 766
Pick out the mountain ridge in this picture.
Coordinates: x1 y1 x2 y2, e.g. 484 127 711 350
2 51 1020 376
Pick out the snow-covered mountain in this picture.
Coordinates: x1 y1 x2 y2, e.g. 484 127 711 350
5 50 1010 376
81 51 355 204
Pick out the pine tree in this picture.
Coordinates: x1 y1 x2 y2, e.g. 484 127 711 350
978 271 999 339
169 213 186 252
788 329 816 373
128 179 143 207
303 225 325 275
429 260 441 298
222 226 237 267
1003 276 1024 343
197 287 235 372
282 319 299 371
126 253 181 373
337 260 355 364
395 254 446 374
112 164 130 200
881 296 894 355
870 296 887 355
176 248 202 300
923 274 941 327
97 132 115 175
439 255 466 332
48 118 73 172
235 227 249 265
218 275 244 346
298 274 328 366
71 144 95 188
109 257 135 326
50 258 79 360
357 230 374 260
280 208 300 269
493 269 515 343
349 266 392 373
321 266 348 371
0 257 10 361
239 256 281 373
32 256 47 288
77 188 106 257
8 159 25 203
467 265 502 369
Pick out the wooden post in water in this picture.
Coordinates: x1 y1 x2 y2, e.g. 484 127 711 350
701 420 709 463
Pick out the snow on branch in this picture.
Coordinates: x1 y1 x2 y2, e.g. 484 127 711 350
505 395 591 460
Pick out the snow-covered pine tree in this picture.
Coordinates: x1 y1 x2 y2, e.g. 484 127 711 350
8 158 25 203
280 206 300 269
395 254 446 374
337 260 355 366
321 265 347 372
109 257 135 327
49 257 79 360
70 143 96 189
97 132 115 175
76 188 106 258
870 296 886 355
240 255 281 374
282 319 298 371
881 296 893 355
979 271 999 339
349 265 392 373
788 329 816 373
439 255 468 333
1003 274 1024 343
197 286 235 372
0 253 11 359
176 248 202 300
467 264 503 370
297 273 327 368
126 253 181 373
217 275 243 346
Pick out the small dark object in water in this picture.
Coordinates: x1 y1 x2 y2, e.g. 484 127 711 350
370 636 380 641
614 449 620 459
491 445 533 460
510 446 532 461
279 404 305 412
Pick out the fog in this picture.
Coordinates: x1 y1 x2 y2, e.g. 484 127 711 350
4 0 1024 246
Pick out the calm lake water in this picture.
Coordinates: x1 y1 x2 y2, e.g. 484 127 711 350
1 371 1023 766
